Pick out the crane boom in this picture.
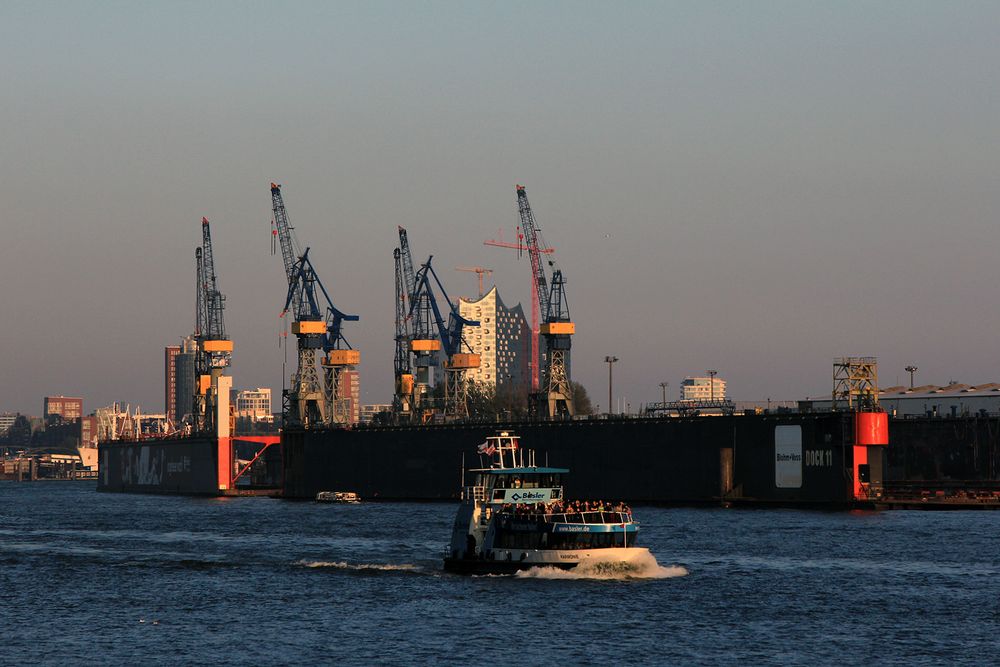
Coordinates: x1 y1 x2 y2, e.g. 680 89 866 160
397 226 418 305
409 257 478 356
516 185 551 320
201 217 226 340
195 247 204 339
392 248 414 420
270 183 299 282
394 248 410 375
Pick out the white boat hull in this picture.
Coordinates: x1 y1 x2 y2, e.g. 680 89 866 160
444 547 651 574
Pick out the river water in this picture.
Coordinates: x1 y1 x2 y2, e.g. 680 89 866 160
1 482 997 665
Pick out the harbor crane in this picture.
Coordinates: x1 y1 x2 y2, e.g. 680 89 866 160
193 217 234 435
270 183 359 428
392 247 413 420
515 185 574 418
397 226 436 414
408 256 480 419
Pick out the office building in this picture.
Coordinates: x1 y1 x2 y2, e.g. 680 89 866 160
234 388 273 423
44 396 83 421
680 376 727 402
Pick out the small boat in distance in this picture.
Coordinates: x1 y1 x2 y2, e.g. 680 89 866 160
444 431 651 575
315 491 361 504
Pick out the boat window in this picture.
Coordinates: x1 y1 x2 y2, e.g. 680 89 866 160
493 527 632 551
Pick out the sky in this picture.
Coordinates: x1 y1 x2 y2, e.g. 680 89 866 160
2 1 999 415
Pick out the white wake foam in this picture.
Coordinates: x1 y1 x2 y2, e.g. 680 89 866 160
296 560 419 572
514 551 688 580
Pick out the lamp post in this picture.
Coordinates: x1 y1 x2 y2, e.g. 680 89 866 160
605 356 619 416
707 370 717 402
660 381 669 407
905 365 918 389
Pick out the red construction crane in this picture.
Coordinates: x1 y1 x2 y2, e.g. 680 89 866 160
483 227 555 392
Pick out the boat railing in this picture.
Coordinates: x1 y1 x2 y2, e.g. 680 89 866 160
463 485 486 501
500 511 633 525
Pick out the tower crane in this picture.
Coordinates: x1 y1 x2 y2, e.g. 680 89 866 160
270 183 360 428
392 248 413 420
515 185 574 418
194 217 234 435
408 256 480 419
455 266 493 298
397 226 436 413
483 229 555 392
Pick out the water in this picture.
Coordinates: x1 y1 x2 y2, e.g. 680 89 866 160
2 482 998 665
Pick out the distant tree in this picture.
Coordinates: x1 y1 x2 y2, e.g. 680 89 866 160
572 382 593 415
4 414 32 447
465 382 498 419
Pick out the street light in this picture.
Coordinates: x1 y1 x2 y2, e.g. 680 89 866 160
707 370 718 402
659 381 669 406
605 356 619 416
905 365 918 389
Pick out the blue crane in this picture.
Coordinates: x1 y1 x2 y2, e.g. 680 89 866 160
408 256 480 418
397 227 438 413
270 183 359 427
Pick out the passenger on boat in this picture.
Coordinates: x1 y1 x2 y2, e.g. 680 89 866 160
498 500 633 521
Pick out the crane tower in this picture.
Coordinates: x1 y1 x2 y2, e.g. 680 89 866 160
408 256 480 419
398 226 437 415
194 217 234 436
270 183 359 428
516 185 574 418
393 247 413 420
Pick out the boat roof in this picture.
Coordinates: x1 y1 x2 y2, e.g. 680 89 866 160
468 466 569 474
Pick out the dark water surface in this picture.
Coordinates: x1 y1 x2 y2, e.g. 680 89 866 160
2 482 998 665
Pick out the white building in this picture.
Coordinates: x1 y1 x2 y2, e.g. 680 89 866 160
680 376 727 402
457 286 531 394
234 388 273 423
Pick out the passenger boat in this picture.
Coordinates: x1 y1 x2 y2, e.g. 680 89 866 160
444 431 651 574
315 491 360 503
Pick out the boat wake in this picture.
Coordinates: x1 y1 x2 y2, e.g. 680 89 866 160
514 552 688 581
296 560 421 574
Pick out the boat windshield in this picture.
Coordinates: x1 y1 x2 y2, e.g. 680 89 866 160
484 473 563 489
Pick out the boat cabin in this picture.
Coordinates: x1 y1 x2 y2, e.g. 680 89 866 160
465 432 567 505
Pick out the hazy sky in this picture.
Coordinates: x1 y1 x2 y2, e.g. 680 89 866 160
2 1 999 415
